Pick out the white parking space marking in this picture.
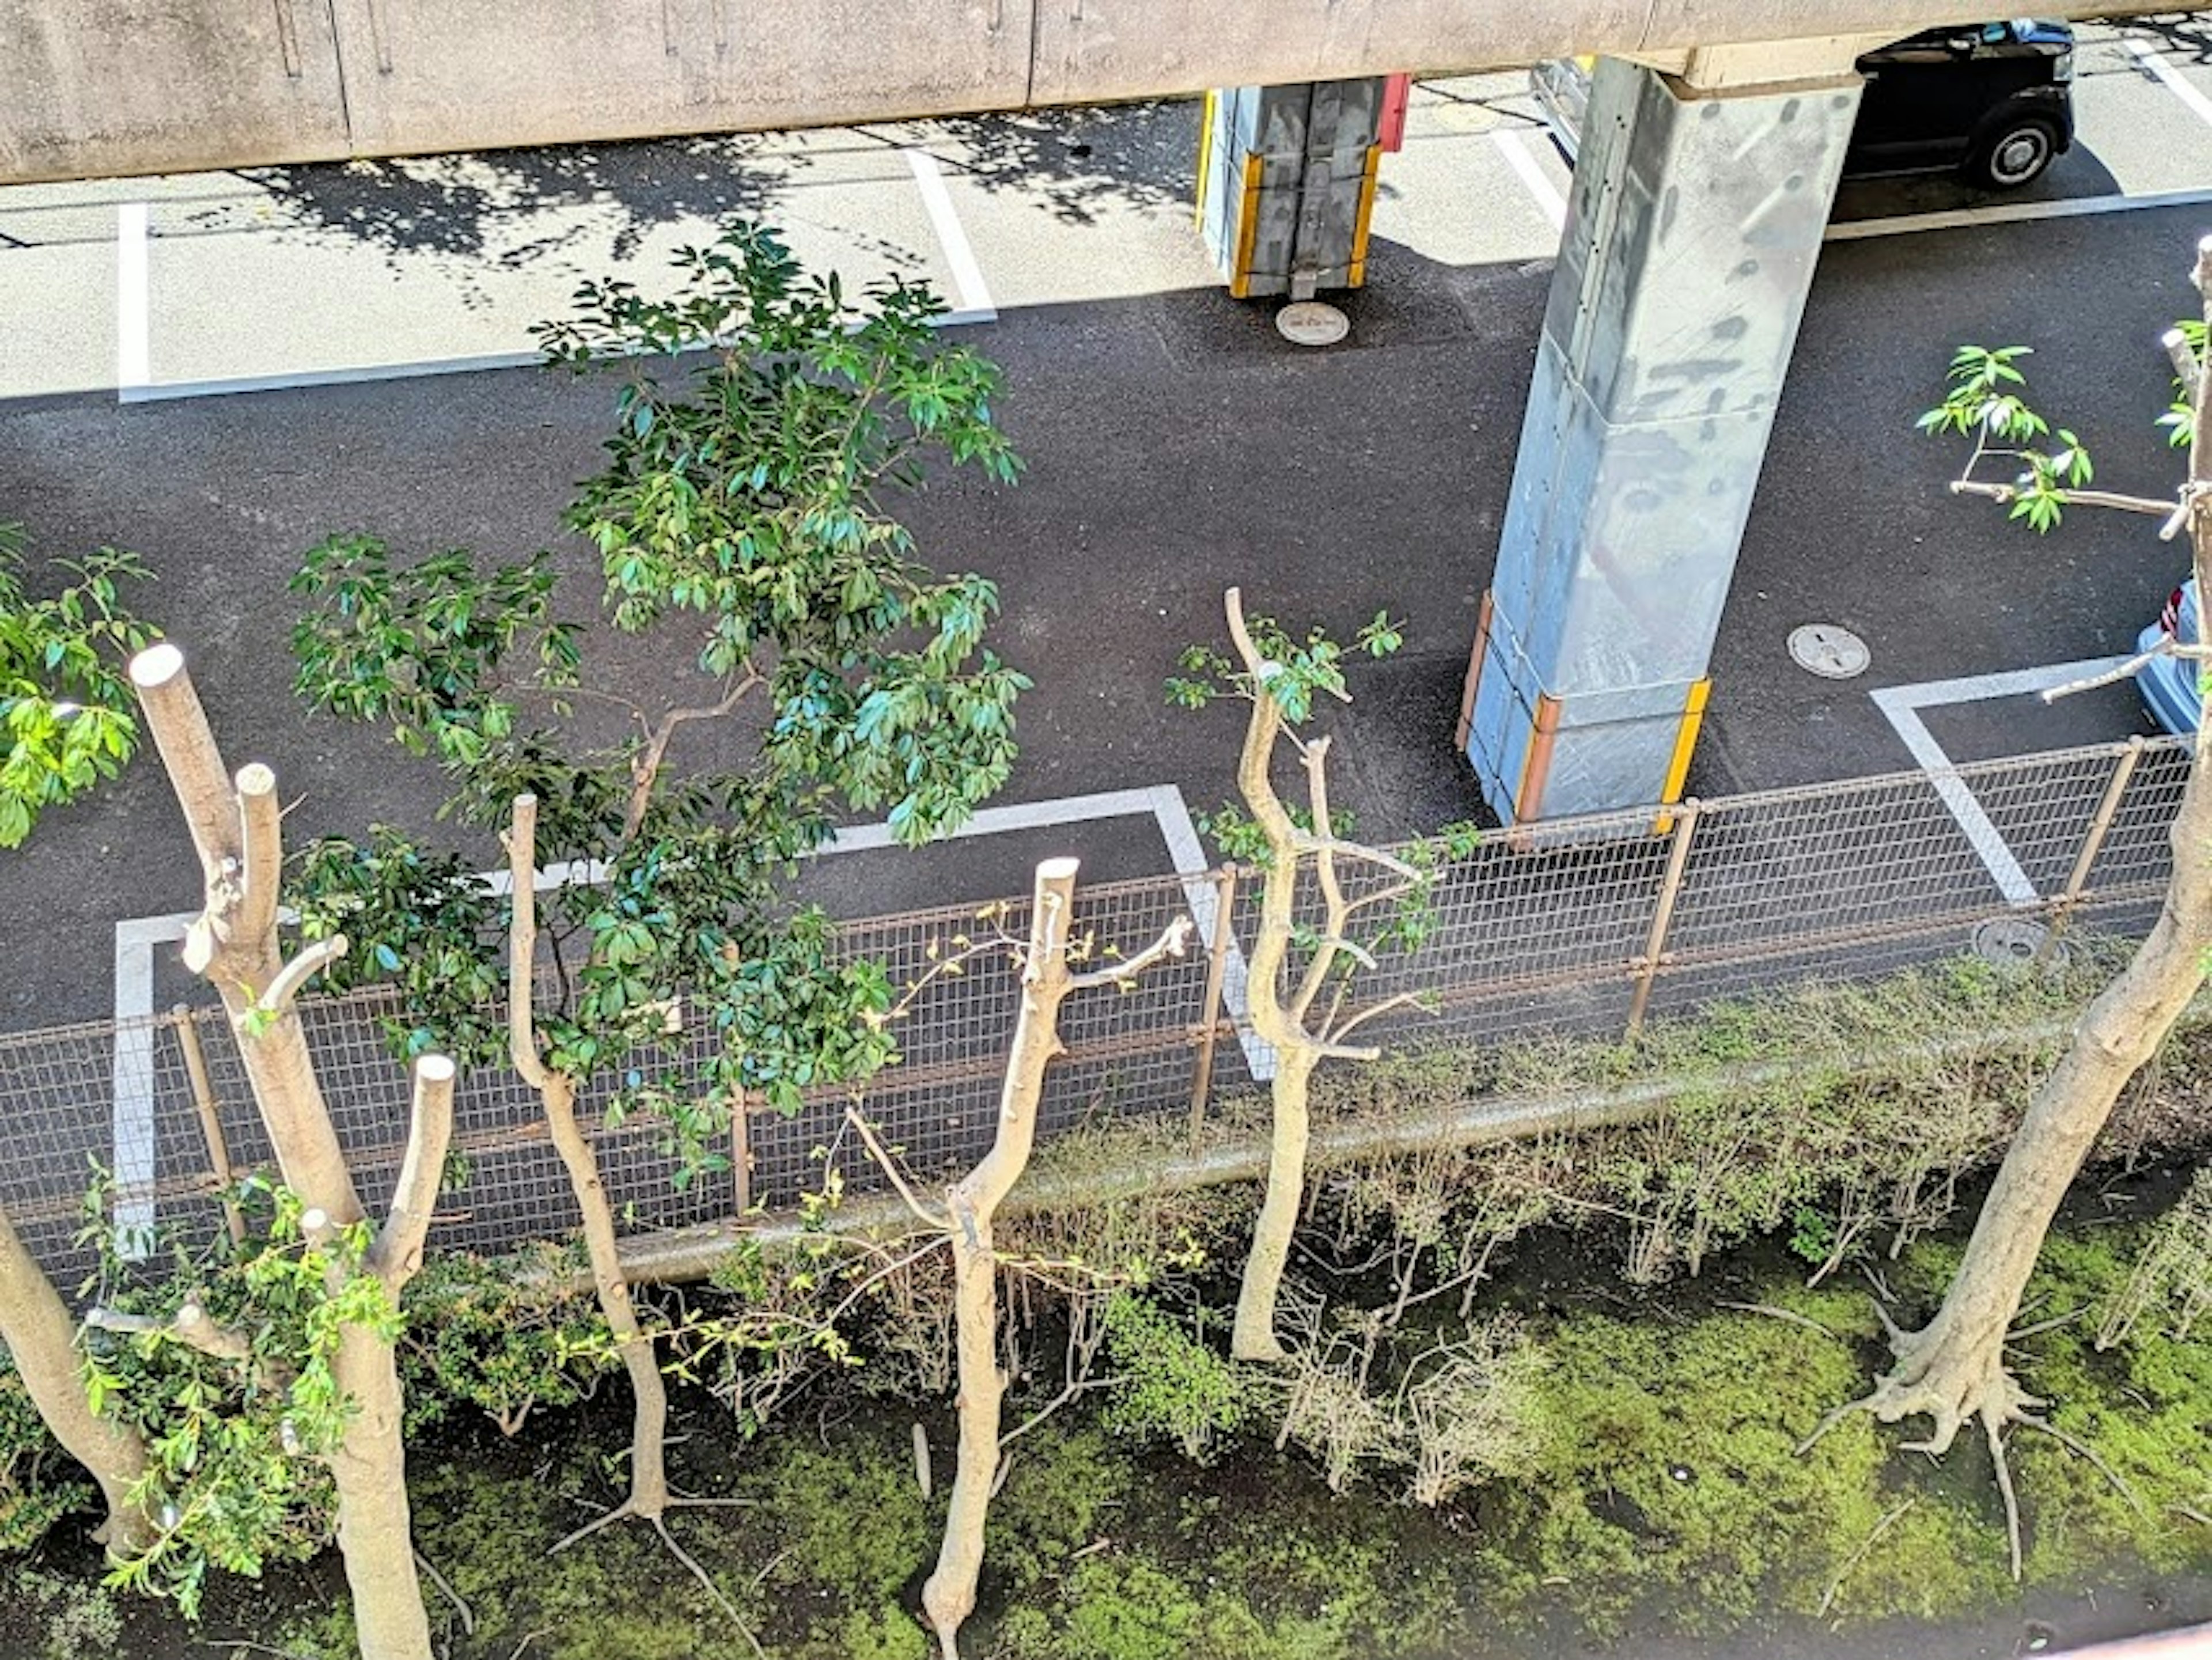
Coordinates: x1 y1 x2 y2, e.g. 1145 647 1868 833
2128 37 2212 130
1870 655 2130 908
905 149 998 323
120 350 547 405
114 202 148 392
1492 129 1567 232
1827 184 2212 242
109 784 1262 1246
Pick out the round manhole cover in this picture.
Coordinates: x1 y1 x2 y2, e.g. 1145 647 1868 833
1788 623 1870 679
1974 916 2063 968
1433 103 1502 135
1276 301 1351 348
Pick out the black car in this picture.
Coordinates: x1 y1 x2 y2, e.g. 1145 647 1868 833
1531 20 2075 191
1854 20 2075 188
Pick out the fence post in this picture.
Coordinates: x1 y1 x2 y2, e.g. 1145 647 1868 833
1188 863 1240 1138
2050 737 2144 945
1626 801 1700 1039
731 1087 752 1216
172 1004 245 1246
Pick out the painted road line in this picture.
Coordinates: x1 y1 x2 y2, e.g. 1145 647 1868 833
120 350 546 405
1827 185 2212 242
2128 36 2212 130
1870 654 2130 908
115 202 149 394
111 786 1265 1239
1493 129 1567 233
904 149 998 323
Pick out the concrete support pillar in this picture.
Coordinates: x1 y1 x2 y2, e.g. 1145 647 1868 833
1460 56 1863 823
1197 78 1387 298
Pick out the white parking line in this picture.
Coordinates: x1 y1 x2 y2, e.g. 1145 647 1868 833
2128 36 2212 130
1870 655 2129 907
115 202 149 392
1493 129 1567 232
109 784 1263 1245
1827 184 2212 242
904 149 998 322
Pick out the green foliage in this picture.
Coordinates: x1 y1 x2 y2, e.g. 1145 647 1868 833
0 1353 87 1552
1099 1294 1248 1461
0 526 158 848
285 222 1028 1185
1917 344 2093 532
1167 608 1402 724
2160 319 2208 448
289 537 579 766
397 1253 614 1437
6 1565 127 1660
82 1181 399 1616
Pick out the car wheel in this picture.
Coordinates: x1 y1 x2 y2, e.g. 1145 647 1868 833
1968 118 2058 189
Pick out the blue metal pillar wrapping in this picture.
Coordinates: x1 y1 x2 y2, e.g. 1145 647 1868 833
1463 57 1862 823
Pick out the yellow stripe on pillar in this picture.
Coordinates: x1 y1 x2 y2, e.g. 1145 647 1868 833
1196 90 1218 229
1653 679 1711 834
1348 142 1382 287
1230 151 1264 298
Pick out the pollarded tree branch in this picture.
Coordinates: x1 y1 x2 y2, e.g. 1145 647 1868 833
1223 589 1298 854
1065 915 1194 991
368 1055 458 1290
235 763 284 945
502 793 556 1093
844 1108 953 1234
2165 327 2201 400
1323 988 1435 1048
249 936 351 1023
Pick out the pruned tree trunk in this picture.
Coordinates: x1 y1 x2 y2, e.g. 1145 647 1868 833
1829 237 2212 1578
921 858 1190 1658
0 1205 153 1553
505 794 669 1528
1217 589 1428 1362
131 642 452 1660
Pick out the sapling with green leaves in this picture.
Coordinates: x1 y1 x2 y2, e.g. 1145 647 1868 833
1806 235 2212 1578
1169 588 1459 1363
284 223 1027 1564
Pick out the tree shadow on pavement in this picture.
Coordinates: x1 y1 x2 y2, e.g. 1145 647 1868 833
918 99 1199 226
225 130 804 272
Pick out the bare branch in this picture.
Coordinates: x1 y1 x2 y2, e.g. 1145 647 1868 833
623 668 763 841
369 1054 458 1288
1289 833 1424 883
503 794 555 1093
249 936 350 1021
1323 988 1435 1047
2041 642 2173 703
235 763 283 945
86 1302 255 1366
844 1108 952 1233
1948 478 2176 518
1066 915 1195 991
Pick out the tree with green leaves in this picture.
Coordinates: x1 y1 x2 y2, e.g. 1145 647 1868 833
1807 235 2212 1575
1169 589 1468 1363
0 525 162 1553
123 640 455 1660
285 223 1026 1568
0 525 157 848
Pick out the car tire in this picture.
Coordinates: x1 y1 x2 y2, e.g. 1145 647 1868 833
1967 117 2059 190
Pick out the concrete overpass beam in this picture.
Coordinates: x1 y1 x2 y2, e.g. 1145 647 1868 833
1461 54 1863 823
1198 79 1387 300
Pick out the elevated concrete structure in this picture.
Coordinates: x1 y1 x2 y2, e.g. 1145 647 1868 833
1462 54 1863 822
0 1 2159 185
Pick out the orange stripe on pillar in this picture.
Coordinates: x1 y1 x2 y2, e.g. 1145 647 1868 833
1456 590 1496 752
1514 692 1564 823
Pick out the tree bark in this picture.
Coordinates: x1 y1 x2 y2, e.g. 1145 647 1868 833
505 794 669 1522
1232 1050 1313 1362
0 1206 153 1553
132 644 442 1660
922 858 1078 1658
921 860 1190 1658
1866 235 2212 1459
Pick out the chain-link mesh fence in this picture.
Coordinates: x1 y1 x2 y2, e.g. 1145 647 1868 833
0 735 2188 1283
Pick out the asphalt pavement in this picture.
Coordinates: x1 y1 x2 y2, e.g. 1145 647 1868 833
7 25 2212 1032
